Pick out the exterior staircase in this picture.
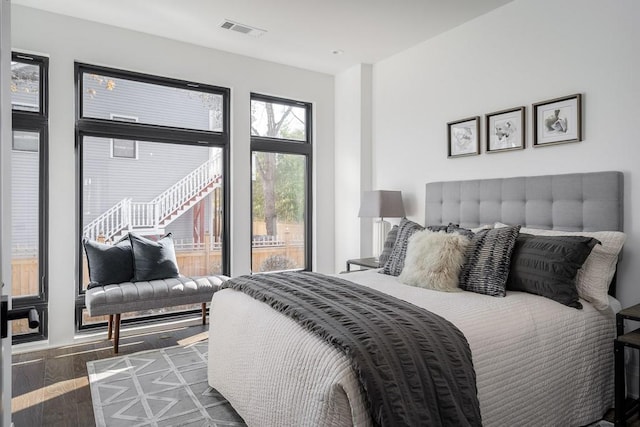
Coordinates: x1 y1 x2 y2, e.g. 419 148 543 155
83 155 222 242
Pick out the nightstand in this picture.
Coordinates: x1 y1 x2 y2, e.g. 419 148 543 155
345 257 381 272
615 304 640 426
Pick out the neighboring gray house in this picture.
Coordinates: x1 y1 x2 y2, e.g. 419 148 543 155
12 73 224 253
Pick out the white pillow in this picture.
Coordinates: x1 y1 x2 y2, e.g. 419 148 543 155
398 230 471 292
495 222 625 310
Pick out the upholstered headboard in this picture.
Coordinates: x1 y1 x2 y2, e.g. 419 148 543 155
425 171 624 296
425 171 623 232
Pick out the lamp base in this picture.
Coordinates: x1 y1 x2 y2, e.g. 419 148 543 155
373 219 391 259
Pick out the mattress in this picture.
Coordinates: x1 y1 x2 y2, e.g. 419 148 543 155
208 269 617 426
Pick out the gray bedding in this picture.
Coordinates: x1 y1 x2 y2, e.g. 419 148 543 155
220 271 481 427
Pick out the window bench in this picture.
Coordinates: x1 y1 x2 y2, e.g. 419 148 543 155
85 275 228 353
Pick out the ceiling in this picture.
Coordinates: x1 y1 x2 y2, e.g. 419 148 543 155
12 0 513 75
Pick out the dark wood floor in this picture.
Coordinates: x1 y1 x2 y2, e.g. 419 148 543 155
10 323 640 427
11 323 209 427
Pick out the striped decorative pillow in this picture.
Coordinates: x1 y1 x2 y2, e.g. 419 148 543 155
459 225 521 296
378 225 399 265
506 234 599 308
381 218 424 276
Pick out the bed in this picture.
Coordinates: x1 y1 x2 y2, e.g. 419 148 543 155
208 171 625 426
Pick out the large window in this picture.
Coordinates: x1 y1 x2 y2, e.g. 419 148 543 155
76 63 229 330
10 52 49 343
251 94 312 272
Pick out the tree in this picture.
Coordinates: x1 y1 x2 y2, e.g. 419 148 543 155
251 102 304 236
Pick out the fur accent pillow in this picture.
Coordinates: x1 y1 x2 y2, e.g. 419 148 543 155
398 230 471 292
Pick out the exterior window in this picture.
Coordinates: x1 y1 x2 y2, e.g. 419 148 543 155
250 94 312 272
110 114 138 159
12 130 39 152
76 63 229 331
11 55 40 112
10 52 49 343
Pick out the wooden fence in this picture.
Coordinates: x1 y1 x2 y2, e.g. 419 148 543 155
12 221 305 331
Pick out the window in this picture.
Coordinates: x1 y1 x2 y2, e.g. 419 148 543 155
110 114 138 159
250 94 312 272
12 130 39 152
76 63 230 331
10 52 49 343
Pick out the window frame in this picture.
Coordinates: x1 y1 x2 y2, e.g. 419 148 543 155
10 52 49 344
75 62 231 331
109 113 139 159
250 93 313 272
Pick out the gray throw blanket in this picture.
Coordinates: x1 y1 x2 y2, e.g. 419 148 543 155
220 271 481 427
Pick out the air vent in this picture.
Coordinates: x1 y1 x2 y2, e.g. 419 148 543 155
219 20 266 37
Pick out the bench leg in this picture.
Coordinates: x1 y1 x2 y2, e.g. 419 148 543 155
201 303 207 325
107 314 113 340
113 313 121 354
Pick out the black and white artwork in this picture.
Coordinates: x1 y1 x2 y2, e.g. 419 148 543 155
533 94 582 146
447 116 480 158
485 107 525 153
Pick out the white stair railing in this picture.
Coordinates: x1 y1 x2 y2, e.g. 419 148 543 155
82 154 222 242
151 154 221 227
82 198 131 242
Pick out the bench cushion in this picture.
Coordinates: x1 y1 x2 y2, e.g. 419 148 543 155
85 275 228 316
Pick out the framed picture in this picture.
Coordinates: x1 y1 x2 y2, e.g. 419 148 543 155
485 106 525 153
533 94 582 146
447 116 480 158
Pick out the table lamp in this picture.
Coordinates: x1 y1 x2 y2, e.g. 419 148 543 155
358 190 405 259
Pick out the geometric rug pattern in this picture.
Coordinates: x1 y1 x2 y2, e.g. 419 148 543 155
87 341 246 427
87 340 614 427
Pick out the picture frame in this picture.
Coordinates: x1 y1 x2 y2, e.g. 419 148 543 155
447 116 480 158
533 94 582 147
485 106 525 153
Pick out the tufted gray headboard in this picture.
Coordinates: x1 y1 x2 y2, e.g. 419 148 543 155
425 171 623 232
425 171 624 296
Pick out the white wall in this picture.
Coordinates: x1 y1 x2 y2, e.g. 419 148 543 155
369 0 640 307
11 5 335 348
334 64 373 272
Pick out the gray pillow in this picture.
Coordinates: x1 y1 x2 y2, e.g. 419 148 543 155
507 234 600 309
83 238 134 288
378 225 399 265
129 233 180 282
446 223 475 239
426 223 474 239
381 218 424 276
458 225 521 297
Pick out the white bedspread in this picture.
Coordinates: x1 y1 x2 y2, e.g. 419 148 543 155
208 270 616 426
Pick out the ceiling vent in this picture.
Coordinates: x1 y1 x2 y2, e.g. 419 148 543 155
219 20 266 37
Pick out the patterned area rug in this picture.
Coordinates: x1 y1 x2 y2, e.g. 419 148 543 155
87 341 246 427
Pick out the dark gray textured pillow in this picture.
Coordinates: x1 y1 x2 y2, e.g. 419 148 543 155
83 238 134 288
507 234 600 309
426 223 474 239
378 225 399 265
458 225 521 297
426 224 449 233
129 233 180 282
446 223 475 239
381 218 424 276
